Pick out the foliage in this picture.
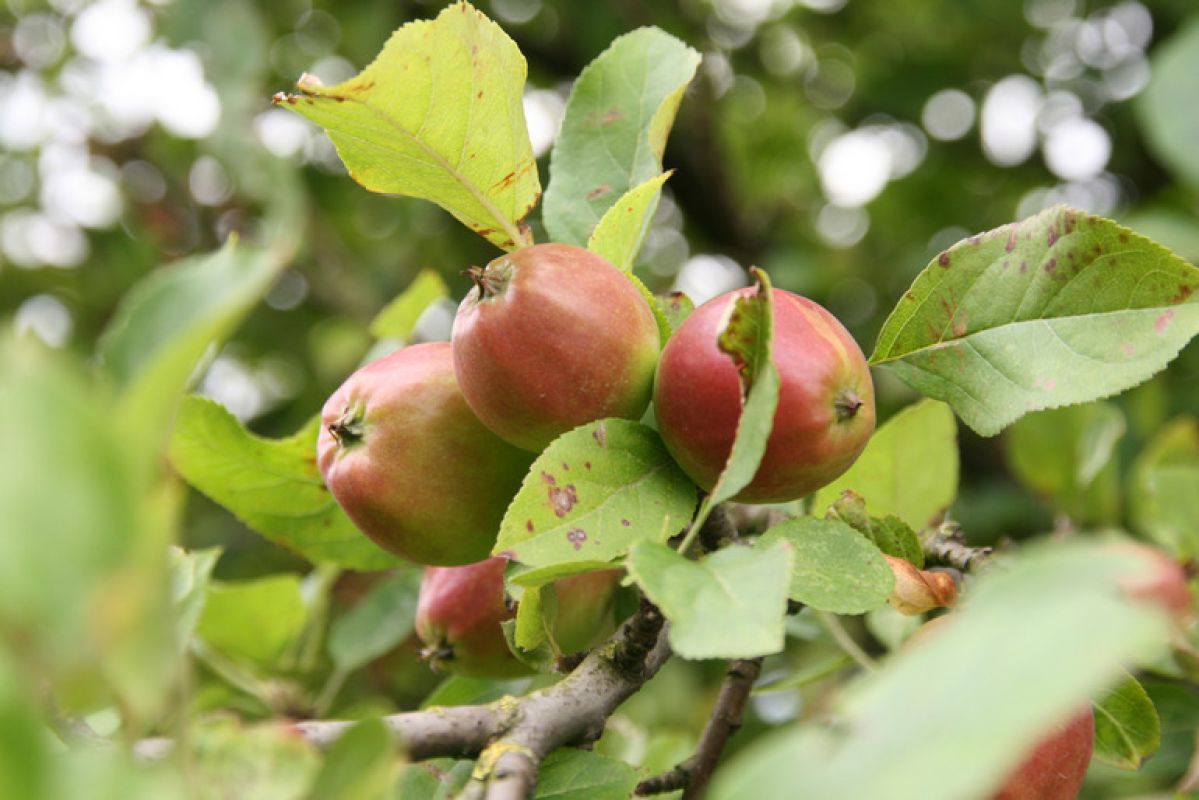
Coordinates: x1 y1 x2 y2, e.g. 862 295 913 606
2 1 1199 798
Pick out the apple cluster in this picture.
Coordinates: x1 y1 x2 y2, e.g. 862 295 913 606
317 243 876 676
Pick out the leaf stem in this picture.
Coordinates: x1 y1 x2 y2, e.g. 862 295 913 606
817 611 877 672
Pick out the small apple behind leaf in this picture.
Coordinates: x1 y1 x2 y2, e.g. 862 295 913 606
415 557 623 678
451 243 661 452
908 615 1094 800
654 287 875 503
317 342 533 566
992 708 1094 800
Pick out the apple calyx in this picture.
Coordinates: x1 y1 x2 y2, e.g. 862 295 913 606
833 389 864 421
466 259 514 300
327 402 366 448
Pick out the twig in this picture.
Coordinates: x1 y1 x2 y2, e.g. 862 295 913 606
920 522 995 573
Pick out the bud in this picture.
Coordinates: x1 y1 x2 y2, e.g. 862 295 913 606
885 556 958 616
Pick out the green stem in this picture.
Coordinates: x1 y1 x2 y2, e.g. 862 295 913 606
817 611 877 672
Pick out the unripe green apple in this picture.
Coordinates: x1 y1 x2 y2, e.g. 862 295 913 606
414 557 622 677
317 343 533 566
451 243 660 452
654 287 875 503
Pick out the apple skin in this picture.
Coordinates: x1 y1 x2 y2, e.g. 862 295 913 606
908 617 1094 800
1108 541 1193 622
451 244 660 452
414 557 623 677
992 708 1094 800
317 342 533 566
415 557 528 678
653 287 875 503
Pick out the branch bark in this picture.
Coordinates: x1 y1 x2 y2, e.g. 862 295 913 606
135 600 672 800
920 522 995 573
636 656 764 799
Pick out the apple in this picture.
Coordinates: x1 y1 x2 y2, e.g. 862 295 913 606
654 287 875 503
317 342 533 566
415 557 623 677
451 243 660 452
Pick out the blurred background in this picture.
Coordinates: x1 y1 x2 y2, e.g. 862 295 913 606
1 0 1196 584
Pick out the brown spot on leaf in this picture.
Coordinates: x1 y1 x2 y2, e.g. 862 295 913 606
525 519 534 533
540 471 556 485
567 529 587 550
1020 261 1028 274
600 108 624 124
584 461 592 470
1155 309 1175 335
593 422 608 448
1172 284 1195 304
548 484 578 518
586 185 613 202
1044 258 1057 273
1006 228 1018 252
938 252 951 267
1047 226 1059 247
621 518 631 527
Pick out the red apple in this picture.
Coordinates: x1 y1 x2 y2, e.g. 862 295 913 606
653 287 875 503
317 342 533 566
451 243 660 452
415 557 623 677
992 708 1094 800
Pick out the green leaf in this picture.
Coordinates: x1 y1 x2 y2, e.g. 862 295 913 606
276 2 538 251
328 569 422 673
543 28 700 246
493 419 697 568
508 560 620 590
196 575 307 666
0 338 176 725
170 395 400 570
811 399 958 531
420 675 530 710
1004 401 1126 525
534 748 640 800
824 490 924 567
308 719 395 800
682 269 780 549
514 583 551 652
627 540 793 659
1138 19 1199 191
587 172 672 271
656 291 694 332
98 240 285 451
871 207 1199 436
759 518 894 614
709 541 1174 800
395 759 473 799
1129 416 1199 558
1092 672 1161 770
631 270 675 347
369 269 450 342
169 546 222 654
189 717 320 800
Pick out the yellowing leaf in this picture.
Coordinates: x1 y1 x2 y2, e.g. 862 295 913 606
276 2 539 251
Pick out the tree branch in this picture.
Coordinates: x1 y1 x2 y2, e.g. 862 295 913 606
636 657 763 798
920 522 995 573
135 600 672 800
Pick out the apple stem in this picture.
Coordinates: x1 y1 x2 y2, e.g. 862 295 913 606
833 389 863 421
